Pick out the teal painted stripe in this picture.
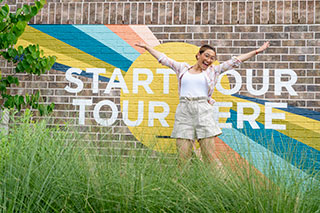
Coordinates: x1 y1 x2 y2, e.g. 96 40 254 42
30 25 133 71
226 109 320 173
52 63 113 82
232 94 320 121
73 25 140 62
220 128 319 189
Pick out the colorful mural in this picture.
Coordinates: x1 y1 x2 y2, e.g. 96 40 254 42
17 25 320 184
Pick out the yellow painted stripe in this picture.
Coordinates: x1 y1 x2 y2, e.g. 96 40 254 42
217 95 320 151
17 26 120 79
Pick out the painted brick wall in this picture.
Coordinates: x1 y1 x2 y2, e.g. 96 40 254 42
0 0 320 158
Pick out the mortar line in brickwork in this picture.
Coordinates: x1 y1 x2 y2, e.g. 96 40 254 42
290 0 292 24
158 2 160 25
313 0 316 24
281 0 285 24
150 2 153 24
258 1 261 25
95 3 97 23
179 2 181 24
129 2 131 24
206 2 209 25
306 0 309 25
108 3 111 25
40 3 43 23
66 3 69 23
123 2 125 24
253 1 262 24
61 3 64 24
101 3 104 25
267 1 270 23
142 2 144 25
201 2 204 25
237 1 240 25
164 2 167 25
275 0 277 24
207 1 210 25
171 2 174 25
148 23 319 27
116 2 119 24
74 3 77 24
243 1 245 25
230 1 233 25
193 2 196 25
53 2 56 24
212 1 215 25
88 3 91 24
297 0 300 24
80 2 83 24
196 2 199 25
136 2 139 25
60 2 63 24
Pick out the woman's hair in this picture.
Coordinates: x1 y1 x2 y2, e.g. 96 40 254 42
196 44 216 60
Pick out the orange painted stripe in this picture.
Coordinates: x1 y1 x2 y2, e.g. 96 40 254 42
106 25 146 54
215 137 266 179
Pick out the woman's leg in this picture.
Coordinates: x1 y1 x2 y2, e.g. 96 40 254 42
198 136 219 164
176 138 193 163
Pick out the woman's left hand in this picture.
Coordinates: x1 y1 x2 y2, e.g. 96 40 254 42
257 41 270 53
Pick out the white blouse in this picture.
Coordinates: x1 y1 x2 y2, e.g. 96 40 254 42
180 71 208 97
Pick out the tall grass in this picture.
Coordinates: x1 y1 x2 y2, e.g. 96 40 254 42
0 111 319 212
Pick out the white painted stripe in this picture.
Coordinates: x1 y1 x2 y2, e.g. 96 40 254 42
129 25 161 47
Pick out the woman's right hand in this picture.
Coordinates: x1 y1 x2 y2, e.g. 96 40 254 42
135 42 148 49
134 42 163 60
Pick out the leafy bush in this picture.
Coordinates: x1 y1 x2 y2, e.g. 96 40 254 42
0 0 56 115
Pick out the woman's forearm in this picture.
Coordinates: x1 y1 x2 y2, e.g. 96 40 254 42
135 43 163 60
237 41 270 62
144 44 163 60
237 49 258 62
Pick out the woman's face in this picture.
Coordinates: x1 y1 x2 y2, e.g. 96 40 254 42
197 49 216 70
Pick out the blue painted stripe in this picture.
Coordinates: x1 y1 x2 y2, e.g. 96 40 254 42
220 128 319 188
52 63 112 82
232 94 320 121
31 25 133 72
226 109 320 174
73 25 140 62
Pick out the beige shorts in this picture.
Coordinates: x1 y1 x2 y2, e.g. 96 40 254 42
171 96 222 140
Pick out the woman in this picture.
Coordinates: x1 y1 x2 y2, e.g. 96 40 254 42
136 42 270 164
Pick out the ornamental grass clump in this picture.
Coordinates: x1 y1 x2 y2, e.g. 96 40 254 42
0 110 319 212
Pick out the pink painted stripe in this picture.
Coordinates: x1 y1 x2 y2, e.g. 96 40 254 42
129 25 160 48
106 24 146 54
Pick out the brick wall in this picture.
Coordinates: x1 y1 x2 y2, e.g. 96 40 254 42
1 0 320 153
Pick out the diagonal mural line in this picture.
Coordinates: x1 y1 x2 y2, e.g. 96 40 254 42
18 26 118 79
220 128 319 187
30 24 133 72
74 25 140 62
219 94 320 151
52 63 113 83
233 94 320 121
107 25 149 54
226 109 320 174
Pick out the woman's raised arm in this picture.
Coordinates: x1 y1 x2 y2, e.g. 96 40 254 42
135 42 163 60
236 41 270 62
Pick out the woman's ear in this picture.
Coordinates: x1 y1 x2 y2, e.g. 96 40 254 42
196 52 200 60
